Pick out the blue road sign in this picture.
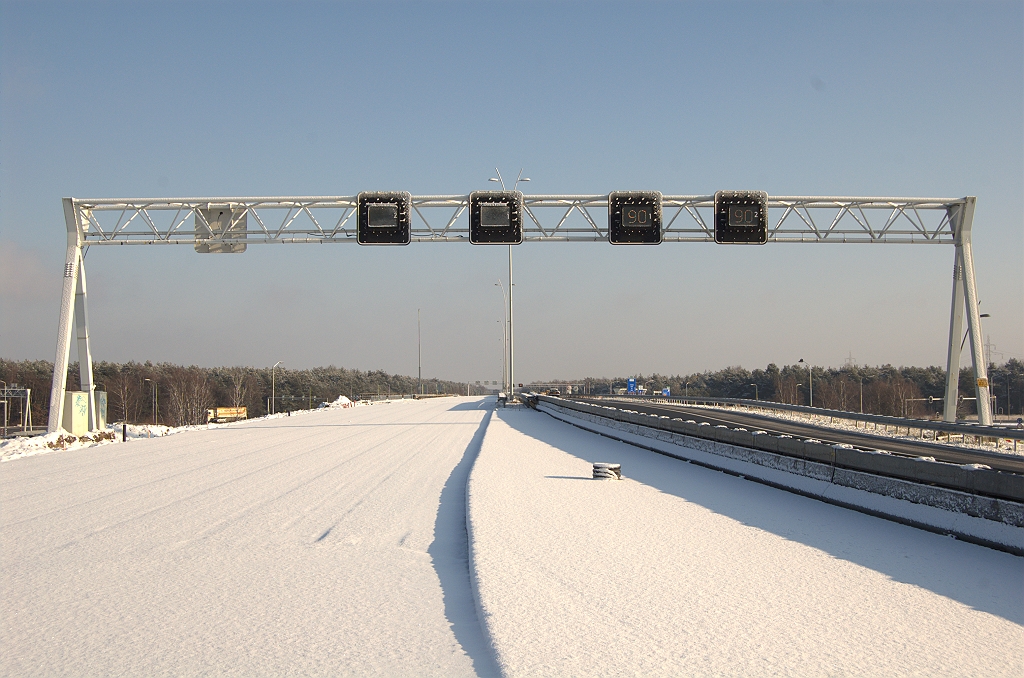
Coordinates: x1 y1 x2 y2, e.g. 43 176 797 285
627 378 636 394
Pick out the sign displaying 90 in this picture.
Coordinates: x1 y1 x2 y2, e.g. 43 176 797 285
714 191 768 244
623 205 655 227
609 191 663 244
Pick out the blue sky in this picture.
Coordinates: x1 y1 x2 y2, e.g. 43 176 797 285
2 0 1022 383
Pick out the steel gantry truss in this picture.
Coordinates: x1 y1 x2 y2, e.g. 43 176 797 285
48 193 992 432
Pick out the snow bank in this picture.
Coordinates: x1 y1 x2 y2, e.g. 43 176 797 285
467 408 1023 677
1 396 382 464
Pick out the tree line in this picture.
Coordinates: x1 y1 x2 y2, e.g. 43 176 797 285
3 358 1021 428
0 359 474 427
558 359 1024 419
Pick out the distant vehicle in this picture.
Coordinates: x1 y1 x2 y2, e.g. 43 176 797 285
207 407 247 423
548 388 560 396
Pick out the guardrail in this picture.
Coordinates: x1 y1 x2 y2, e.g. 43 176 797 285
583 395 1024 442
533 395 1024 503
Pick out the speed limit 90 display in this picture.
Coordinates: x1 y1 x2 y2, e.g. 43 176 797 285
608 191 662 244
714 191 768 244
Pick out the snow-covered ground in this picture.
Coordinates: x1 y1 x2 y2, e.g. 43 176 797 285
2 397 1021 676
469 408 1023 677
1 396 498 676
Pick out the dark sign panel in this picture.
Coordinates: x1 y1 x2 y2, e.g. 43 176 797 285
469 191 523 244
714 191 768 244
357 192 412 245
608 191 662 244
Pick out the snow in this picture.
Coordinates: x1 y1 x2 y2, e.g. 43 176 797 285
1 396 498 676
2 397 1022 676
468 407 1024 677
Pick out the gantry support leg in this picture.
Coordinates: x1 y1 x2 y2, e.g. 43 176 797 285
943 256 965 422
942 197 992 424
74 253 96 430
47 198 97 433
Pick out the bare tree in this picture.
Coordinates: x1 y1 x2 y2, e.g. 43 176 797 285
107 372 142 423
227 367 252 408
165 366 213 426
774 374 801 405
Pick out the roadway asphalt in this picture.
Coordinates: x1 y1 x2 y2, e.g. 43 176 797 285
575 398 1024 475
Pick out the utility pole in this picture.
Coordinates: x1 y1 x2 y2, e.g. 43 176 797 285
418 309 422 396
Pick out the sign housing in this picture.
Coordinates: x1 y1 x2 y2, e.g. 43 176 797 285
714 190 769 244
608 191 662 244
357 191 412 245
469 191 524 244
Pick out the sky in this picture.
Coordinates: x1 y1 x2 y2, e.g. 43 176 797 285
1 0 1022 385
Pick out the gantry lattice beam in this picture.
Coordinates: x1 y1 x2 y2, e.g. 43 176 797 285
67 195 965 246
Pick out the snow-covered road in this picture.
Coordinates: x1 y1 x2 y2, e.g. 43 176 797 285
2 397 1022 677
1 397 499 677
469 408 1024 677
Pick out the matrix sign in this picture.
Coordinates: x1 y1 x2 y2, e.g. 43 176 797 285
608 191 662 244
469 191 523 244
714 191 768 244
357 191 412 245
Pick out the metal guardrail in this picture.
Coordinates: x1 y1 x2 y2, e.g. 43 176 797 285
586 395 1024 441
533 396 1024 503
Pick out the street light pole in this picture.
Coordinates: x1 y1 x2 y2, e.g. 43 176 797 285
490 169 529 402
497 320 507 393
418 309 422 396
495 282 508 393
272 361 282 414
508 244 514 399
143 378 158 425
799 359 812 407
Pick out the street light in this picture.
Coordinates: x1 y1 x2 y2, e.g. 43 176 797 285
489 168 529 400
798 358 812 407
749 383 758 401
685 381 693 399
272 361 283 414
496 320 507 393
960 313 991 351
418 309 422 395
143 378 158 425
495 281 509 393
0 380 7 437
